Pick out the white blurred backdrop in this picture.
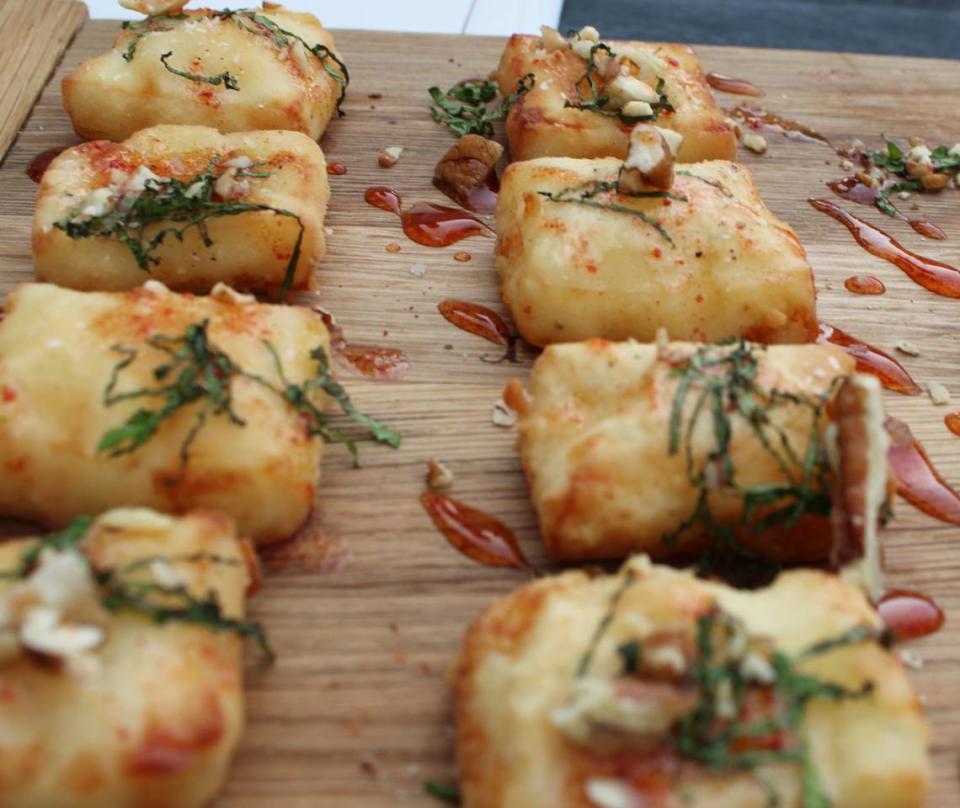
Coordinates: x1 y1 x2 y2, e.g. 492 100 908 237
82 0 563 35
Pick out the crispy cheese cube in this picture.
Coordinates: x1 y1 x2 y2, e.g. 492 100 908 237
33 125 329 295
504 339 888 563
456 557 929 808
63 4 345 142
495 158 817 346
0 282 331 545
0 508 251 807
496 34 736 163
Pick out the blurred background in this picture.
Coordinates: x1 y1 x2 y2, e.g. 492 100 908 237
85 0 958 58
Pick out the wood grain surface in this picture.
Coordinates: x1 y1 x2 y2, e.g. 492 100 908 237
0 0 86 163
1 18 959 807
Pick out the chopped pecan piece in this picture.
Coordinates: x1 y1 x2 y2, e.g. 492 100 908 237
618 124 681 192
829 376 888 599
433 134 503 206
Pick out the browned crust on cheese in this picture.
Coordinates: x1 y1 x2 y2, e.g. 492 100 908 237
496 34 736 163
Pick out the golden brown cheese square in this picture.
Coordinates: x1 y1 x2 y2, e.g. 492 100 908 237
0 508 253 808
456 557 929 808
0 282 333 545
496 33 736 163
504 339 887 564
495 158 817 346
63 4 345 142
33 125 329 296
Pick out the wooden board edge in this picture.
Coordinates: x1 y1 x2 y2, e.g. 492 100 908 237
0 0 88 164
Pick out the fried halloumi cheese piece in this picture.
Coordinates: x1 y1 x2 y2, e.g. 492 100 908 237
0 507 258 808
0 282 333 545
63 4 346 142
495 158 817 346
34 125 328 295
456 557 929 808
505 339 890 566
496 32 736 163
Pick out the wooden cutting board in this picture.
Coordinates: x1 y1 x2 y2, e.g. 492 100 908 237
1 9 960 806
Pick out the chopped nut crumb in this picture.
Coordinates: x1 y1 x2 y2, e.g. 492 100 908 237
433 134 503 207
425 458 455 490
571 39 595 60
358 752 379 778
921 172 949 191
850 137 865 150
742 132 767 154
409 263 426 277
895 340 920 357
579 25 600 42
724 117 743 140
378 146 404 168
927 381 951 406
620 124 679 191
621 100 654 118
839 158 854 171
898 190 911 200
492 398 518 427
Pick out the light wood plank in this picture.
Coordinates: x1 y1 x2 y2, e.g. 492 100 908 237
0 0 86 163
1 20 959 806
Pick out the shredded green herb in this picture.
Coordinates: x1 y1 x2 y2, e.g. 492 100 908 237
538 179 683 243
226 11 349 112
97 569 274 660
53 156 304 301
6 516 94 578
616 639 643 674
857 136 960 219
121 13 187 61
423 781 461 805
673 609 878 807
121 9 349 113
663 341 834 574
428 73 534 137
676 169 734 198
564 42 673 124
160 50 239 89
574 585 885 807
0 517 274 660
98 320 400 477
869 136 960 176
576 568 636 676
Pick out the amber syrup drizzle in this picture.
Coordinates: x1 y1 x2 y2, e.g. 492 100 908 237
811 198 960 297
365 186 493 246
420 492 531 570
877 590 944 641
437 299 519 363
827 176 945 240
887 416 960 525
817 323 920 395
705 72 765 97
